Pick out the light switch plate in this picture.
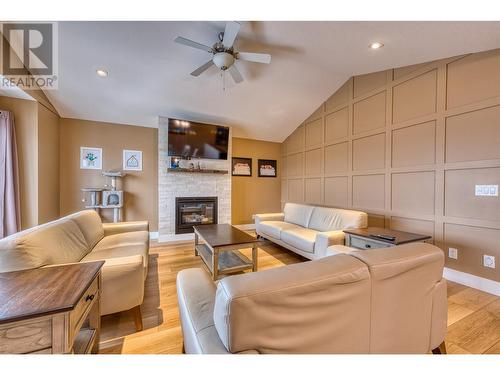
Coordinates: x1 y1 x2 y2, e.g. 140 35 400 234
483 255 496 269
475 185 499 196
448 247 458 260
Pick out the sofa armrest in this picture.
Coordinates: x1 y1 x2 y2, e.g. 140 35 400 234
86 255 145 315
254 213 285 225
314 230 346 257
102 221 149 236
177 268 230 354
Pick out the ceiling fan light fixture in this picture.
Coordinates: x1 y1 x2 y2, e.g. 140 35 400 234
369 42 384 50
213 52 235 70
174 21 272 87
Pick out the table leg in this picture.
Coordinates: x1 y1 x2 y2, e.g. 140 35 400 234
252 244 258 272
194 232 199 256
89 275 101 354
212 248 219 281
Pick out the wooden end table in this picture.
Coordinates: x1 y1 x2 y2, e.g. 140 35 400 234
343 227 432 250
0 261 104 354
194 224 261 280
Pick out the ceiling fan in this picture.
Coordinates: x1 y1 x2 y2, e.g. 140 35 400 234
174 21 271 84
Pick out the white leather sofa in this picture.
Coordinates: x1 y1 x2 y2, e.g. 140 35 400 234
0 210 149 330
177 242 447 354
255 203 368 259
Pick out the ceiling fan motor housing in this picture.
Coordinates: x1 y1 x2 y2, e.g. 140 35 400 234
213 52 235 70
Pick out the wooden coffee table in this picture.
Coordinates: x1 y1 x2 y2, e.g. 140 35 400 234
193 224 260 280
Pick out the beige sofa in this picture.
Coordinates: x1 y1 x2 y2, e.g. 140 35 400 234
177 242 447 354
0 210 149 330
255 203 368 259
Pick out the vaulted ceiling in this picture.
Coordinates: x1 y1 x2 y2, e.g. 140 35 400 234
43 21 500 142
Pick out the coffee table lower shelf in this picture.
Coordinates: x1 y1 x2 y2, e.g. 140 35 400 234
195 243 253 276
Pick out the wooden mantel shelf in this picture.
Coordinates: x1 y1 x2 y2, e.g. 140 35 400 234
167 168 228 175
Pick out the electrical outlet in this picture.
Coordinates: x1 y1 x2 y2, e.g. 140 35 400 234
475 184 499 196
483 255 496 269
448 247 458 260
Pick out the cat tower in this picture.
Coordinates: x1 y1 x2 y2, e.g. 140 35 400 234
81 170 126 223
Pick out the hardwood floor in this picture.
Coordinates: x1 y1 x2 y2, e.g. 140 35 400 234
98 237 500 354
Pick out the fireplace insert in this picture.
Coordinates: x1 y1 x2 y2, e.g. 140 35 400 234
175 197 218 234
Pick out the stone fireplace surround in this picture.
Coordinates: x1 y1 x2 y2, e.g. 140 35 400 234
158 116 231 242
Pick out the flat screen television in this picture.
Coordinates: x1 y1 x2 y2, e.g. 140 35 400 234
168 118 229 160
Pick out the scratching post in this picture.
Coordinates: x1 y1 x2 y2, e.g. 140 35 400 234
81 171 126 223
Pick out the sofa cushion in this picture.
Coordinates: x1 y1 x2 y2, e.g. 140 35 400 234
283 203 314 228
94 231 149 251
280 227 319 253
82 242 149 277
257 221 300 240
0 219 89 272
68 210 105 249
308 207 368 232
85 231 149 273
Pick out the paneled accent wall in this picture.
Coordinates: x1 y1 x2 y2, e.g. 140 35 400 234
281 48 500 282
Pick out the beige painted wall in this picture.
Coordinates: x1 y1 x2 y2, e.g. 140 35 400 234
0 96 38 229
232 137 281 225
37 104 60 224
59 118 158 231
281 48 500 282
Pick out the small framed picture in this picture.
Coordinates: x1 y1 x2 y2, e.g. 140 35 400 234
123 150 143 171
232 157 252 176
258 159 277 177
80 147 102 170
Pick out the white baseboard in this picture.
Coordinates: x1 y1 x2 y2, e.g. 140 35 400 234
149 231 159 240
233 223 256 231
158 233 194 243
443 267 500 297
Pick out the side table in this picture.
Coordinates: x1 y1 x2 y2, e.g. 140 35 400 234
343 227 432 250
0 261 104 354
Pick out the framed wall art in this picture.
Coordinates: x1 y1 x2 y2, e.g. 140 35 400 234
232 157 252 176
123 150 143 171
80 147 102 170
258 159 277 177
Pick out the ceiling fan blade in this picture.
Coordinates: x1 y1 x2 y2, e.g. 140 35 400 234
228 65 243 84
222 21 241 48
190 60 214 76
237 52 272 64
174 36 213 53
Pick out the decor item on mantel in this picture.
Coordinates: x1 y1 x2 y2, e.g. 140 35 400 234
258 159 277 177
167 167 228 175
232 157 252 176
170 156 181 168
81 170 126 223
169 157 221 173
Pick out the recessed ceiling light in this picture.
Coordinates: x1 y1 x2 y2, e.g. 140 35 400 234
96 69 108 77
369 42 384 50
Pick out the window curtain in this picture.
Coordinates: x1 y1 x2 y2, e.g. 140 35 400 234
0 110 21 238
